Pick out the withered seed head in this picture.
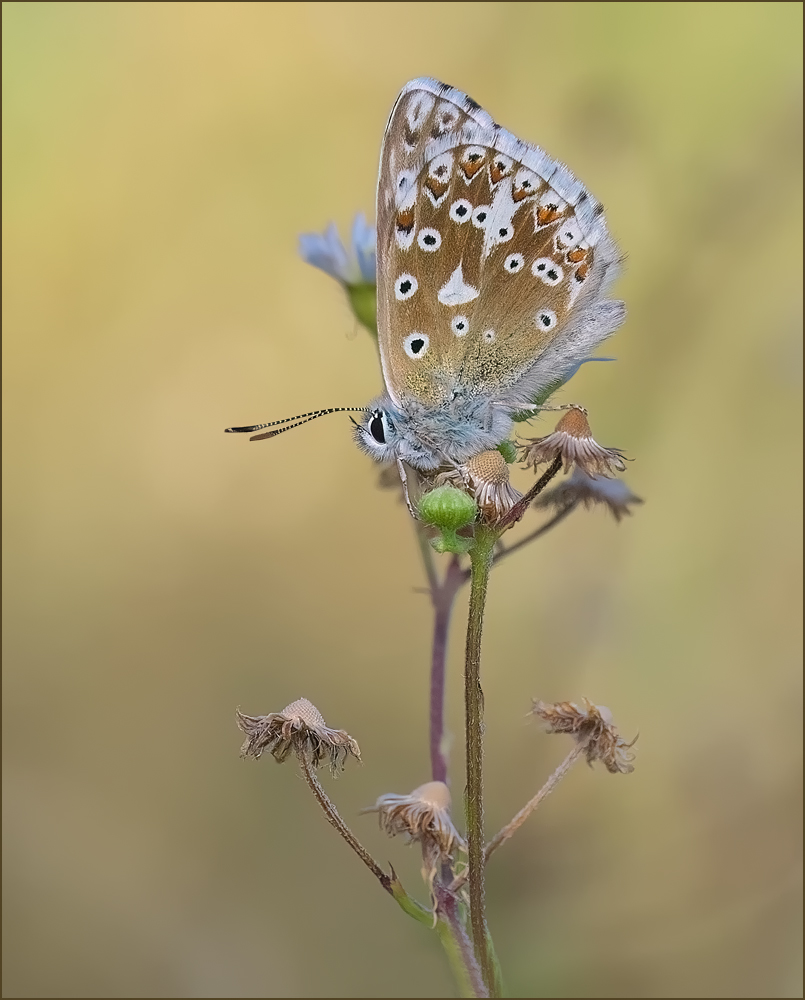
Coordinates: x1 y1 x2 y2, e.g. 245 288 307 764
367 780 466 857
439 449 523 522
535 466 643 522
520 406 628 477
236 696 361 773
532 697 636 774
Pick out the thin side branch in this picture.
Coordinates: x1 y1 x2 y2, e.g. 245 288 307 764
448 742 586 894
295 744 391 893
485 742 586 863
497 454 563 529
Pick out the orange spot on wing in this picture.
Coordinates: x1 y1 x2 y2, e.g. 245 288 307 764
574 262 589 282
490 161 509 185
425 176 449 200
537 205 563 226
461 156 485 179
566 247 588 263
396 208 415 234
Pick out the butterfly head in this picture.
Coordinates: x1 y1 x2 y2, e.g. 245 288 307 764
354 388 514 472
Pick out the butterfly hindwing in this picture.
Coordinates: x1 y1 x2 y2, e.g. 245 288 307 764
376 78 621 407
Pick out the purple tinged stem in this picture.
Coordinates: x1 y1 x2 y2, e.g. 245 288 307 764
429 555 464 784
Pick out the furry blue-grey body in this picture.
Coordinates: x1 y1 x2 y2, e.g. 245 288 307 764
356 387 513 471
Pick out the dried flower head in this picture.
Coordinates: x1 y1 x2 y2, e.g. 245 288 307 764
532 698 636 774
535 466 643 522
520 407 627 477
437 449 522 521
367 781 466 857
236 697 361 772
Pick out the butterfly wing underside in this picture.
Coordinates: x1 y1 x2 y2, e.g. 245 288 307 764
375 78 622 411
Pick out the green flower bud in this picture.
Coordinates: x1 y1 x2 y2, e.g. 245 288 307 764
418 485 477 554
496 439 518 464
346 283 378 337
419 485 477 530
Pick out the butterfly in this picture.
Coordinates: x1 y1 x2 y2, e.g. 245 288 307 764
229 78 625 488
356 77 624 474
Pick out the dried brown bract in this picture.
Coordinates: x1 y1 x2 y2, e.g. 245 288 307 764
236 697 361 772
368 781 466 857
535 466 643 522
437 449 522 522
532 698 636 774
520 407 627 477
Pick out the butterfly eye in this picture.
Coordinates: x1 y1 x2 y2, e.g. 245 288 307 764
368 409 389 444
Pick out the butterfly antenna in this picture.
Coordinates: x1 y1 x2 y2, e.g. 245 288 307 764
225 407 365 442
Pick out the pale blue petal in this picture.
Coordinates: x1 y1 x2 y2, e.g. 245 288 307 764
298 223 351 282
351 213 377 284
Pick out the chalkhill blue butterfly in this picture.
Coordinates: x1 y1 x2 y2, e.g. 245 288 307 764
228 78 625 500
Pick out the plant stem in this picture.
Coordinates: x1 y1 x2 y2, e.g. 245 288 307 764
464 524 498 996
460 501 579 585
484 743 586 863
498 454 563 529
295 744 391 893
429 555 464 783
434 881 488 998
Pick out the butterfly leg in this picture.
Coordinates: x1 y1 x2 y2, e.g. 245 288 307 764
396 459 419 520
519 403 588 416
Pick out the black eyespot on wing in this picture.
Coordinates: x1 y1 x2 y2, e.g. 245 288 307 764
409 337 425 354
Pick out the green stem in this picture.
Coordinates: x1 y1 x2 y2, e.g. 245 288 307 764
464 524 498 996
434 884 488 998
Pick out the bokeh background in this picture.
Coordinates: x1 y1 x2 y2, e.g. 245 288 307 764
3 3 802 997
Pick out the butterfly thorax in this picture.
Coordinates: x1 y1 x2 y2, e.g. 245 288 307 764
362 388 512 472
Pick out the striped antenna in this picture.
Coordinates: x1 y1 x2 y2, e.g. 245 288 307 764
225 407 366 442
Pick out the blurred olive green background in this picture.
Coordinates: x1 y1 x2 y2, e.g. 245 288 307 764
3 3 802 998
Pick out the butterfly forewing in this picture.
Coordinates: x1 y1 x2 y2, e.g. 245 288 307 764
376 79 620 407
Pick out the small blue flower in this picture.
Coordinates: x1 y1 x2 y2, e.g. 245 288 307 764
298 213 376 286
